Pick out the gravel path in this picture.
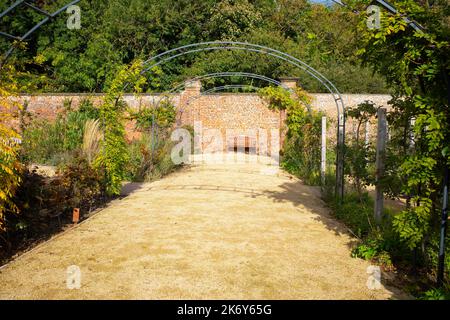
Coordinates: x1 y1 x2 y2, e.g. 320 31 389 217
0 157 407 299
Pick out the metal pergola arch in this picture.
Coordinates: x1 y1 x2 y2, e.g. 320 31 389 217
172 72 292 125
0 5 346 199
331 0 447 287
142 72 291 146
0 0 81 67
1 0 445 287
183 80 313 113
140 42 346 199
169 72 292 94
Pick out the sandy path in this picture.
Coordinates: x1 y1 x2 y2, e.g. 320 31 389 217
0 156 406 299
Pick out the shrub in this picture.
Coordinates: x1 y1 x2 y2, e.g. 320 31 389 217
328 192 375 238
420 286 450 300
127 133 154 182
78 98 100 119
145 137 178 181
351 232 394 268
95 60 146 195
0 67 23 234
126 95 178 182
130 98 176 131
0 151 106 261
20 99 100 166
344 101 378 198
282 113 323 185
424 232 450 282
258 86 323 185
3 154 105 239
20 117 65 165
126 130 179 182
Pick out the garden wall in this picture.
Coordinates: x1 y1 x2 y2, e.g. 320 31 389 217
15 80 392 149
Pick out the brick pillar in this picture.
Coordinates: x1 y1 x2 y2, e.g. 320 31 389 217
279 77 299 151
180 79 202 126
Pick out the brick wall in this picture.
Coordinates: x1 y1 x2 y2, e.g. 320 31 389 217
15 82 392 150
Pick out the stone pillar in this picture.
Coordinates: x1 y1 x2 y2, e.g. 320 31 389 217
183 79 202 96
279 77 299 151
180 79 202 126
280 77 299 91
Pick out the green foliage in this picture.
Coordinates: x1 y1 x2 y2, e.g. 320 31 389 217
420 287 450 300
424 232 450 280
94 60 146 195
146 137 179 182
205 0 262 41
258 86 314 134
127 133 154 182
329 192 375 238
20 117 64 165
324 187 397 268
259 86 323 185
78 98 100 119
20 99 99 165
130 98 176 131
380 95 416 199
352 242 378 261
282 114 323 185
345 101 378 197
350 0 449 252
126 130 178 183
351 231 395 268
4 0 388 93
126 100 186 182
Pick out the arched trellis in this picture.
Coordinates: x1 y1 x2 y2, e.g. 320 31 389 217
181 75 313 118
146 72 310 145
141 71 293 154
161 71 293 124
0 5 346 199
185 85 313 113
190 84 259 95
138 42 346 199
0 0 81 66
2 0 445 286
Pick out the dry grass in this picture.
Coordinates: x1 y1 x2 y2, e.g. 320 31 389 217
82 119 102 164
0 156 409 299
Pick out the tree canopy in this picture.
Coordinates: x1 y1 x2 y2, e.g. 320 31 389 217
0 0 389 93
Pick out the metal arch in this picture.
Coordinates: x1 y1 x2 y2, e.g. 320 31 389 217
199 84 260 94
172 72 291 93
0 0 81 67
184 83 313 124
140 42 346 199
186 85 260 105
141 42 344 112
185 82 313 113
147 72 292 127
